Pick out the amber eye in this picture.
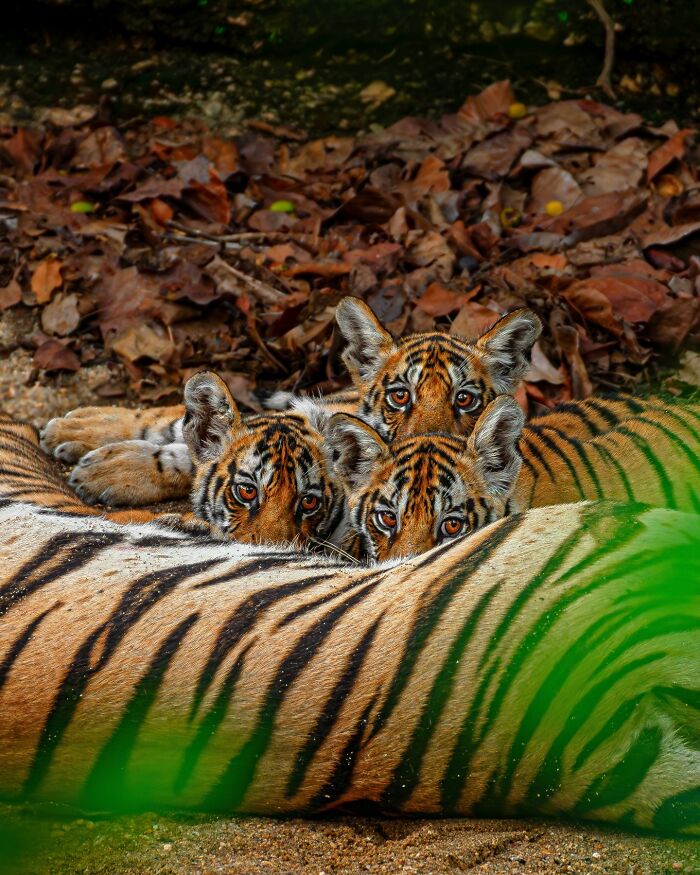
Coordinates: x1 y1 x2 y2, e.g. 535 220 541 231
441 518 464 538
387 388 411 409
374 510 397 531
300 494 320 514
235 483 258 503
455 390 479 412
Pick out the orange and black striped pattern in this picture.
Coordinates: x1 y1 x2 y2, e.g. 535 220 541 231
0 415 698 833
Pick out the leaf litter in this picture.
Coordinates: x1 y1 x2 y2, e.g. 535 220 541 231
0 80 698 413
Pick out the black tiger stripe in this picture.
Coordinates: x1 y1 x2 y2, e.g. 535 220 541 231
574 719 663 814
526 425 586 499
0 532 124 617
189 573 349 719
21 559 224 797
286 614 384 798
583 398 622 428
520 434 556 482
586 441 636 502
80 611 201 809
535 426 604 499
309 693 380 810
614 427 675 507
203 580 380 811
174 640 255 794
369 516 522 742
440 503 638 812
0 602 62 692
381 581 502 807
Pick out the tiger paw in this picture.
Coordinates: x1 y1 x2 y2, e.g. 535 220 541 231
68 440 193 506
41 407 144 463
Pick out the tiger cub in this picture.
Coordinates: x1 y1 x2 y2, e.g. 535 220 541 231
330 395 700 561
40 297 542 507
264 296 542 442
48 372 346 548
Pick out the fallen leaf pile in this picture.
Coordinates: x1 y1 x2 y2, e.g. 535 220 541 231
1 81 698 412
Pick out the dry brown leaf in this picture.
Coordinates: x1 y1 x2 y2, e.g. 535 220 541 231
641 221 700 249
405 230 456 281
565 275 662 327
450 303 500 339
526 343 564 384
646 297 700 349
548 189 646 245
529 166 582 212
415 283 472 317
41 293 80 336
462 127 532 180
31 258 63 304
286 261 351 279
0 278 21 311
578 138 648 196
553 324 593 398
563 283 620 335
111 323 176 363
647 129 694 182
73 127 127 168
677 350 700 386
458 80 515 123
34 340 80 372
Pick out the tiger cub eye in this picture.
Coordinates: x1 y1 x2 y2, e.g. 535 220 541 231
235 484 258 503
441 518 464 537
376 510 397 530
454 390 478 411
300 494 320 513
388 389 410 408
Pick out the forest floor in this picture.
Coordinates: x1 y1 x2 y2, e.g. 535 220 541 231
2 80 700 427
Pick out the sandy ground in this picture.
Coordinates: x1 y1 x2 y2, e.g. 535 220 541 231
0 353 698 875
2 804 699 875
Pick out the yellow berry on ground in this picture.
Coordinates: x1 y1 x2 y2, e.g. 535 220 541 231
508 102 528 120
545 200 564 217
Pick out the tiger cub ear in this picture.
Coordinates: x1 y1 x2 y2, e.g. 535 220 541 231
335 297 397 386
183 371 242 462
326 413 390 489
467 396 524 497
474 308 542 393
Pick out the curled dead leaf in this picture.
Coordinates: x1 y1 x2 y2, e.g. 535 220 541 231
458 80 515 123
647 129 693 182
526 343 564 385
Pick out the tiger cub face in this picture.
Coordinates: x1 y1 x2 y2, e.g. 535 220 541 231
335 297 540 443
328 397 524 561
183 373 345 547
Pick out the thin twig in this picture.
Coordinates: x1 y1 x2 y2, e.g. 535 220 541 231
212 257 286 306
165 219 316 245
245 316 289 373
587 0 617 99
